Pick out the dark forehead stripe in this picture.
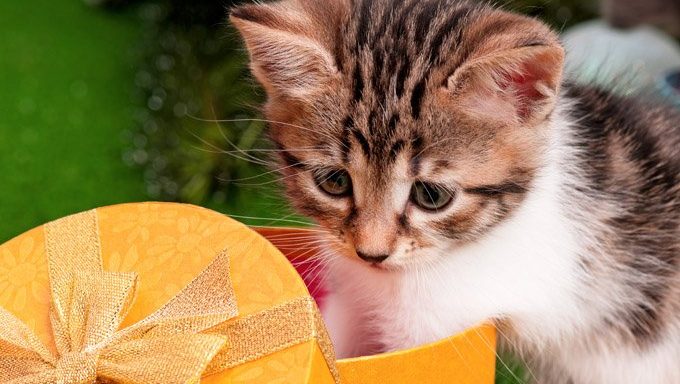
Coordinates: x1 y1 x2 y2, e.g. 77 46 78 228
369 0 406 49
341 1 487 156
355 0 373 48
352 64 364 102
412 4 475 118
410 79 427 119
346 0 483 121
355 0 416 50
414 0 441 46
392 0 419 98
352 128 371 158
341 116 354 163
388 139 406 162
395 59 411 98
371 47 387 91
353 0 416 101
427 6 470 65
410 135 425 175
388 113 400 132
367 109 379 136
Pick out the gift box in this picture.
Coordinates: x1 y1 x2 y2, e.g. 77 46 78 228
0 202 496 383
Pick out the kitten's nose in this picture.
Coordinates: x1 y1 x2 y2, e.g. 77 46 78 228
356 251 389 264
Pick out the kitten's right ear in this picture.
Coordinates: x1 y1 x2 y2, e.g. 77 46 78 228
230 3 338 101
445 13 564 126
448 43 564 125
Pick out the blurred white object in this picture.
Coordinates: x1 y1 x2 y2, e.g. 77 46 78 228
562 20 680 94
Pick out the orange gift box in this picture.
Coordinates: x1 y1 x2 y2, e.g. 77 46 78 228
0 202 496 383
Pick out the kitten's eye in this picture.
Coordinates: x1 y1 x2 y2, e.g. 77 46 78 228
315 169 352 197
410 182 454 211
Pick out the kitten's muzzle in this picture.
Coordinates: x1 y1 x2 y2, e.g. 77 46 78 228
356 251 389 264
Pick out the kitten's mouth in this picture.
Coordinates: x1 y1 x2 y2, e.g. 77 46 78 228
345 254 393 271
354 255 393 271
364 260 401 272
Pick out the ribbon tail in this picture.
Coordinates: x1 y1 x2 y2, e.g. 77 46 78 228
4 370 60 384
0 306 55 381
205 296 340 383
97 334 227 384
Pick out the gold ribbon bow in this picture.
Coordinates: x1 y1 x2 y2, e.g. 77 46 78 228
0 210 236 383
0 209 339 383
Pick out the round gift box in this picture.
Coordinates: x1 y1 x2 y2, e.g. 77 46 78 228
0 202 496 383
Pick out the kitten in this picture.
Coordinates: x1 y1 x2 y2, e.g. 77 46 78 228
230 0 680 382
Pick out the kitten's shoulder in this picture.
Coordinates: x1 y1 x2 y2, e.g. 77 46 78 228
559 81 680 349
563 82 680 158
562 82 680 187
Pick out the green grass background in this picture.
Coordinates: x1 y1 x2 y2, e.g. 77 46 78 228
0 1 147 242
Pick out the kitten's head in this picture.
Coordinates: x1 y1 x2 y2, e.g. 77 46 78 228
231 0 564 270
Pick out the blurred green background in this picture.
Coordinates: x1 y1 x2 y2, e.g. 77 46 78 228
0 1 621 383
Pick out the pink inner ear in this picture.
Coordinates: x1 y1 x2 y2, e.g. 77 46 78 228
455 47 561 123
504 62 547 120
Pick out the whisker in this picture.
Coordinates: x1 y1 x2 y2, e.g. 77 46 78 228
186 114 349 151
218 162 306 183
226 214 313 226
184 129 270 166
231 171 304 187
266 238 337 247
209 104 267 165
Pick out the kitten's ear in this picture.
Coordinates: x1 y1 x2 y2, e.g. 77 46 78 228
230 3 338 101
448 44 564 125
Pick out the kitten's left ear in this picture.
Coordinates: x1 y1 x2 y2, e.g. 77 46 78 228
230 2 339 101
448 42 565 125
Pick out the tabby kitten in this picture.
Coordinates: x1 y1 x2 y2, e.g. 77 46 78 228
230 0 680 382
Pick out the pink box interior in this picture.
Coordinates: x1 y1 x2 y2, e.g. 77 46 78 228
254 227 329 309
